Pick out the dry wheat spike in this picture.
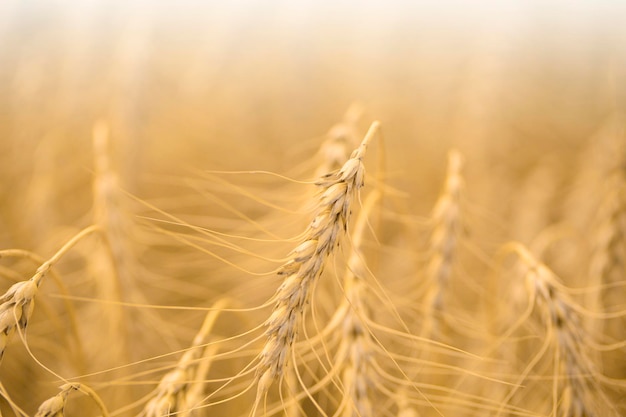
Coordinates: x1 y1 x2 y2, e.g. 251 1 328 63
253 121 380 412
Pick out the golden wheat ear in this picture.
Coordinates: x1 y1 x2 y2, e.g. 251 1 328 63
0 226 98 362
333 190 381 417
587 156 626 375
35 383 109 417
92 120 137 290
252 121 380 414
140 298 227 417
421 148 464 340
503 243 619 417
316 103 365 176
90 121 132 371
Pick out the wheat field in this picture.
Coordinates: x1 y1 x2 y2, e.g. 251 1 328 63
1 1 626 416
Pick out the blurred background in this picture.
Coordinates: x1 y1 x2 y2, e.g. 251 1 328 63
1 0 624 232
1 0 624 165
1 0 625 256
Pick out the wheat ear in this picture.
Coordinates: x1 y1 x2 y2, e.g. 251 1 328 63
282 116 367 417
0 226 99 360
254 122 379 407
513 244 616 417
92 121 138 296
334 190 380 417
421 149 464 339
91 121 134 368
141 298 227 417
588 166 626 349
35 383 109 417
316 103 364 176
309 190 380 417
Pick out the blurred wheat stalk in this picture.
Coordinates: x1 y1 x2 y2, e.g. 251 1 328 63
1 1 625 416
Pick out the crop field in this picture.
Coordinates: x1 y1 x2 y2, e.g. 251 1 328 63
0 2 625 416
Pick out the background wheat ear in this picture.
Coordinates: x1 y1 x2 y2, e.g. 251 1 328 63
34 384 75 417
421 148 464 341
0 226 99 364
140 298 227 417
586 147 626 377
35 384 109 417
502 243 620 417
330 190 381 417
